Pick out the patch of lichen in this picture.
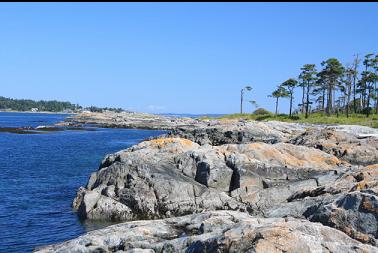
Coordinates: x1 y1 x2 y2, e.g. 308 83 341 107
149 138 194 148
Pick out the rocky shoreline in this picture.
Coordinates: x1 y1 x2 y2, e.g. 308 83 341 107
36 112 378 252
57 111 202 130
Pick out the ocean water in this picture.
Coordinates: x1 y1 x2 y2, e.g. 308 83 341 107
0 112 165 252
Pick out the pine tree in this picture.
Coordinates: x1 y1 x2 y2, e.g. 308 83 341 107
281 78 298 117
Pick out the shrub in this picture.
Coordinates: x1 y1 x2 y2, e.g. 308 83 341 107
253 108 271 115
290 115 300 120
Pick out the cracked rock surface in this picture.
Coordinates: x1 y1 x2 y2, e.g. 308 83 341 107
72 138 344 221
35 210 378 253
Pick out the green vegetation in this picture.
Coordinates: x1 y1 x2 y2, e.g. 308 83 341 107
0 96 125 113
252 108 271 115
203 112 378 128
85 106 124 113
0 96 80 112
265 53 378 119
230 53 378 127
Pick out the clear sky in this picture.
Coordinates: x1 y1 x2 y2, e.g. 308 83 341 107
0 3 377 114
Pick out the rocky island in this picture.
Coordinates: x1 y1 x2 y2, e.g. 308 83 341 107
36 111 378 252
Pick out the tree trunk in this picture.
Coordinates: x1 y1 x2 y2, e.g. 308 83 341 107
353 80 356 113
322 89 325 111
366 84 371 118
275 97 279 115
375 82 378 114
363 65 368 112
326 85 333 116
289 94 293 117
352 54 359 114
346 88 350 118
305 82 310 118
360 92 363 113
301 85 305 114
240 89 243 114
332 87 335 112
362 86 366 110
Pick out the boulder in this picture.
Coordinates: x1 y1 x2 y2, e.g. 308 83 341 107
291 128 378 166
264 165 378 245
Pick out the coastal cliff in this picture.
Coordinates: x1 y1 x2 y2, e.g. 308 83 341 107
36 113 378 252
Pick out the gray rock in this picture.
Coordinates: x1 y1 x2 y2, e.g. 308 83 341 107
167 120 305 145
307 191 378 245
40 118 378 251
290 128 378 166
263 165 378 245
73 138 345 221
35 211 378 253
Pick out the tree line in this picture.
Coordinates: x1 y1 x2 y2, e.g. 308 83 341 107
0 96 81 112
0 96 125 113
269 53 378 118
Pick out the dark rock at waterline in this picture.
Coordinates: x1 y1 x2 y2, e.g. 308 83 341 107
0 127 45 134
0 126 97 134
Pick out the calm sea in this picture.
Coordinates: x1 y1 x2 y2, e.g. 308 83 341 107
0 112 165 252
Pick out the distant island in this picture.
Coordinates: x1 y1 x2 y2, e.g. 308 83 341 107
0 96 124 113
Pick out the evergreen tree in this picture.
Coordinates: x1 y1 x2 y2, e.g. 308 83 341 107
319 58 345 115
299 64 317 118
268 86 289 115
281 78 298 117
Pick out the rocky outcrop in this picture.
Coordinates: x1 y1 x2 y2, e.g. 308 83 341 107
72 138 345 222
265 165 378 245
69 135 378 247
290 128 378 165
167 119 378 166
35 210 378 253
167 120 307 145
59 111 202 130
39 117 378 252
73 138 246 221
62 112 378 165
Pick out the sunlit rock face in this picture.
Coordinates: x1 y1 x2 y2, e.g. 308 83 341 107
35 211 378 253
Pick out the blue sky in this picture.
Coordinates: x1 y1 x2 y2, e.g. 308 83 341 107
0 3 377 114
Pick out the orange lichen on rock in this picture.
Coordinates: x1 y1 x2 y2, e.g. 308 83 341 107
365 164 378 170
245 143 340 170
354 181 368 191
139 138 199 154
247 143 264 149
361 196 378 213
311 154 340 166
148 138 195 148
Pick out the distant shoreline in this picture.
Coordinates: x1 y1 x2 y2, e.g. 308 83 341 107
0 110 77 115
